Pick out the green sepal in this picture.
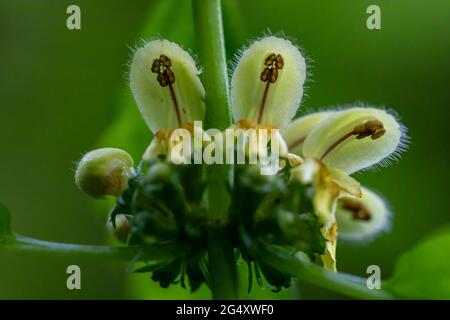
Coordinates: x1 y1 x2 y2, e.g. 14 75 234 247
151 259 183 288
186 259 206 292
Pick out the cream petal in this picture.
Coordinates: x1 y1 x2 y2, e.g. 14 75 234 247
336 187 391 241
130 39 205 133
231 36 306 130
283 111 335 156
303 107 407 174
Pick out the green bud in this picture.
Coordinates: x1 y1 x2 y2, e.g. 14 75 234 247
75 148 134 198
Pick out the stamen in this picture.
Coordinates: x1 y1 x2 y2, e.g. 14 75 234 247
339 198 371 221
320 119 385 160
257 53 284 124
151 55 182 127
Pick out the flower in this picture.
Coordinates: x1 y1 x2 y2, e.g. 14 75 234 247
230 35 408 270
230 36 307 170
77 35 407 275
129 39 207 162
284 107 407 270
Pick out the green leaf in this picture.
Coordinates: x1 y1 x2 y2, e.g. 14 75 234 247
385 225 450 299
0 203 12 242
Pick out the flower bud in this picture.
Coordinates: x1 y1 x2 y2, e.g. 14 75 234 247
75 148 134 198
130 39 206 133
231 36 306 130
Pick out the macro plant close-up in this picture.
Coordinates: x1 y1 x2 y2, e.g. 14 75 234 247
1 0 450 303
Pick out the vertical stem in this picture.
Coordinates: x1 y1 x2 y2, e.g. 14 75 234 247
192 0 238 299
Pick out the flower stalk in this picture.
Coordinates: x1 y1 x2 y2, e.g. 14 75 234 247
192 0 238 299
2 234 186 262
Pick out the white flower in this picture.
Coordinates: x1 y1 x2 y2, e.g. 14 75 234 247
286 107 408 270
130 39 205 133
130 39 207 162
229 36 306 170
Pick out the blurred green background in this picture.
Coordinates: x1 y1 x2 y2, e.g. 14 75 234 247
0 0 449 299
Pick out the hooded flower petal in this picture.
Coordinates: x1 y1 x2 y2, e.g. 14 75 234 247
231 36 306 130
130 39 205 133
336 187 391 240
284 111 335 156
303 107 407 174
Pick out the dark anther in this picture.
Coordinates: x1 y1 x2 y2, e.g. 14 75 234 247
257 53 284 123
260 53 284 83
151 60 161 73
151 55 175 87
159 54 172 68
354 119 385 140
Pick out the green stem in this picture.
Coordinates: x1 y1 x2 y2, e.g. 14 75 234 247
192 0 238 299
259 245 395 300
1 234 186 262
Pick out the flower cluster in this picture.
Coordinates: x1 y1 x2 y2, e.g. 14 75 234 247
75 35 407 290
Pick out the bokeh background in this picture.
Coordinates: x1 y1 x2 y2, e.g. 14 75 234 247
0 0 449 299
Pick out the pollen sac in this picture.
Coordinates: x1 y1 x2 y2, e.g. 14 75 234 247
303 107 407 174
283 111 335 156
75 148 135 199
130 39 206 133
231 36 306 130
336 187 391 240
